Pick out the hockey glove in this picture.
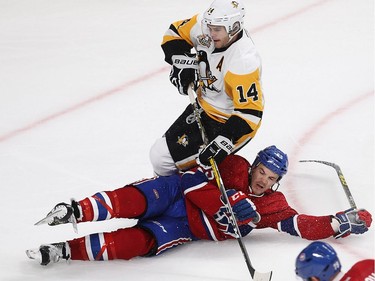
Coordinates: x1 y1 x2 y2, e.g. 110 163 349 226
333 208 372 239
169 53 198 95
198 135 234 167
214 189 259 238
225 189 259 224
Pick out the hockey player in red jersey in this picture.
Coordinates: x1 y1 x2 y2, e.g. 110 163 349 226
26 146 372 266
295 241 375 281
150 0 264 176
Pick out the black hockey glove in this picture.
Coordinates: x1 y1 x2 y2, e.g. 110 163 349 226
169 53 198 95
198 135 234 167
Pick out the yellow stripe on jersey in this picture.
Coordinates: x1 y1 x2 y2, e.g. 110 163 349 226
161 14 199 46
224 68 264 128
197 88 229 123
197 68 263 127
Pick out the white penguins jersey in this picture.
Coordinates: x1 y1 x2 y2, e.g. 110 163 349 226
162 13 264 148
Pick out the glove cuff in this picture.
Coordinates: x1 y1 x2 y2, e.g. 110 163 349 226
196 157 211 170
171 54 198 69
330 216 341 233
332 214 351 239
215 135 233 154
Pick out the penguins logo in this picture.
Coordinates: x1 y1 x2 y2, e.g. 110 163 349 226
177 134 189 147
197 50 219 92
197 34 212 49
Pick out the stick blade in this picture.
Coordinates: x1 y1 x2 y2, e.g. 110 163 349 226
253 270 273 281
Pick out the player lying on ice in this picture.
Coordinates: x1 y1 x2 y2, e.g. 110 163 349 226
26 145 372 266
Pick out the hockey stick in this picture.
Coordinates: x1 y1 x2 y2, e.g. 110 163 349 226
188 86 272 281
187 87 209 146
210 158 272 281
299 160 357 209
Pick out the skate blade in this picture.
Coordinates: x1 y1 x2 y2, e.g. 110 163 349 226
26 248 42 263
34 208 65 226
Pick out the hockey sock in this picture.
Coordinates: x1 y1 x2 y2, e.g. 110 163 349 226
79 186 146 222
68 227 156 260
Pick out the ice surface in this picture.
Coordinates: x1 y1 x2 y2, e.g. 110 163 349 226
0 0 373 280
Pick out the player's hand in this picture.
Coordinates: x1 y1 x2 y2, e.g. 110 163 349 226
334 208 372 239
214 189 259 238
225 189 259 225
169 53 198 95
198 135 233 166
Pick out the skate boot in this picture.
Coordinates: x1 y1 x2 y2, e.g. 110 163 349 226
35 200 82 226
26 242 71 266
47 201 81 226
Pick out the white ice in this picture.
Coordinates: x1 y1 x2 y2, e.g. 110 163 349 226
0 0 373 280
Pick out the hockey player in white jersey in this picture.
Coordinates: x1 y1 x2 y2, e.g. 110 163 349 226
150 0 264 176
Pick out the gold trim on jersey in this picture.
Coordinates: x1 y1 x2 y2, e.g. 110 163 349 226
175 154 199 171
161 15 199 46
225 68 264 126
197 68 264 127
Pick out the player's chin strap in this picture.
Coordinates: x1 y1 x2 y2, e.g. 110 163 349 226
188 85 273 281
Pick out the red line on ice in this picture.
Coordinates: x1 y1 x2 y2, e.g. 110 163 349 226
286 90 373 259
0 0 332 143
0 66 168 143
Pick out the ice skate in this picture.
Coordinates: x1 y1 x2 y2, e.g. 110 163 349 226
34 200 81 232
26 242 71 266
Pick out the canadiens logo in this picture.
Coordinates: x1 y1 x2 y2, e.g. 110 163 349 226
177 134 189 147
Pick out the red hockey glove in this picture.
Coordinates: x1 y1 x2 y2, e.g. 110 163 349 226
357 209 372 227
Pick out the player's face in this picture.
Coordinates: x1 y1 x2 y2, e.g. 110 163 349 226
250 164 279 195
207 24 230 48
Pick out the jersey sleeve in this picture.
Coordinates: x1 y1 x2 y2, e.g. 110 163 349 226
277 214 336 240
161 14 199 64
221 67 264 144
218 154 251 194
181 154 251 216
341 259 375 280
251 191 336 240
181 170 223 216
